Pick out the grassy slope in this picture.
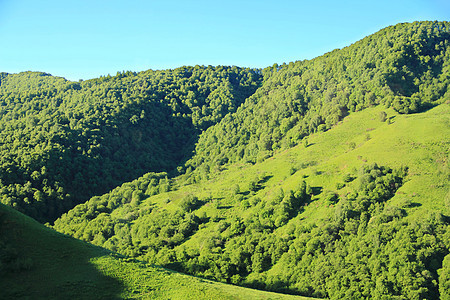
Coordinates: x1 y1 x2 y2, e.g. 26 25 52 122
49 103 449 298
146 103 449 224
0 204 315 299
133 103 449 269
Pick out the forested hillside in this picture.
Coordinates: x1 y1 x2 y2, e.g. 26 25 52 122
1 21 448 222
0 203 313 299
2 20 450 299
0 66 261 222
54 104 450 299
185 21 450 177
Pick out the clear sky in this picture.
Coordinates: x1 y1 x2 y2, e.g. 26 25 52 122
0 0 449 81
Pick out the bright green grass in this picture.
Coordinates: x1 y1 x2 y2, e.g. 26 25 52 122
0 203 315 299
143 103 449 240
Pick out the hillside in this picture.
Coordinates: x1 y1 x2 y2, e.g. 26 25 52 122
0 21 448 224
185 21 450 175
54 103 450 299
0 66 262 222
0 203 315 299
1 20 450 299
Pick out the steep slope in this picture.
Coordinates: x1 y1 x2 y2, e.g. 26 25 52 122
0 203 315 299
185 21 450 176
54 103 450 299
0 66 262 222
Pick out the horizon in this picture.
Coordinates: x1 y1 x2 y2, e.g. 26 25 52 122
1 0 449 81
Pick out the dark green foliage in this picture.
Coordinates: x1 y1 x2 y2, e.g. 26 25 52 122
439 254 450 300
0 66 262 222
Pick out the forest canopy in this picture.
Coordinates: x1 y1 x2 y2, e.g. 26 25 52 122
0 66 261 222
185 21 450 176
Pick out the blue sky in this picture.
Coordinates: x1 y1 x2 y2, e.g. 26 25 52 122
0 0 449 81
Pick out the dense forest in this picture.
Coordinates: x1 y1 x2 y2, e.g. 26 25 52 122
0 66 261 222
2 21 450 299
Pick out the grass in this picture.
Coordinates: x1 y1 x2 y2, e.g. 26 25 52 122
154 104 449 228
0 203 315 299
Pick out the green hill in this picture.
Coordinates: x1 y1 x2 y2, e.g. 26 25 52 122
2 21 449 224
54 103 450 299
2 20 450 299
185 21 450 175
0 203 315 299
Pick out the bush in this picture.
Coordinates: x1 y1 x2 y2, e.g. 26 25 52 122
179 194 202 212
336 182 345 189
379 111 387 122
324 191 339 205
343 174 354 182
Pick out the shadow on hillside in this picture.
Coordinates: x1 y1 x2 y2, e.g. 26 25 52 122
0 204 125 299
310 186 323 196
217 205 233 209
404 202 422 208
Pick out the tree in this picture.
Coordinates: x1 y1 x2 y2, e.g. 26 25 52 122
439 254 450 300
303 138 309 148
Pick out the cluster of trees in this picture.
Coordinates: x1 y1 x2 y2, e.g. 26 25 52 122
0 66 262 222
54 172 205 259
185 21 450 175
53 163 450 299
